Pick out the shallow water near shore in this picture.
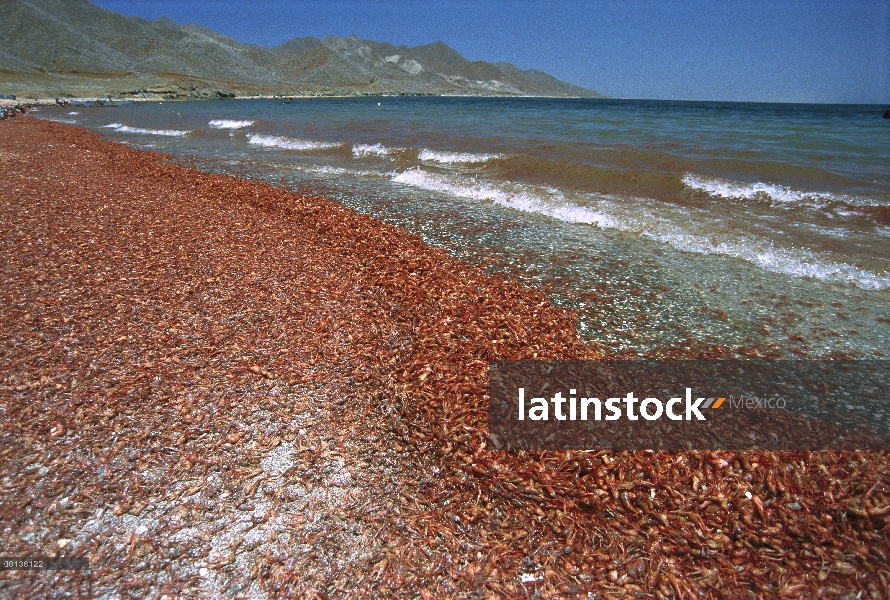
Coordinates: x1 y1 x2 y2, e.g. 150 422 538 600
36 97 890 356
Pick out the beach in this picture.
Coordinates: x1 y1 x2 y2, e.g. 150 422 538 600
2 116 889 597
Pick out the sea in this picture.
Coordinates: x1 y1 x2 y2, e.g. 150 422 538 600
34 97 890 357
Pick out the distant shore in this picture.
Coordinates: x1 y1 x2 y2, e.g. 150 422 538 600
2 91 599 109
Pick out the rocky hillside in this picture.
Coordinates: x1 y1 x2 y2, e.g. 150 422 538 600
0 0 600 99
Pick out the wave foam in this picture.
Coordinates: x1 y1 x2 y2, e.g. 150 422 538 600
681 173 868 207
247 133 341 151
418 149 503 164
393 168 889 290
305 165 379 178
391 168 620 228
104 123 189 136
352 143 396 158
683 173 887 208
209 119 254 129
646 231 889 289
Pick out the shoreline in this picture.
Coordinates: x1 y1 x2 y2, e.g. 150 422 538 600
2 117 888 597
8 96 885 111
3 92 598 110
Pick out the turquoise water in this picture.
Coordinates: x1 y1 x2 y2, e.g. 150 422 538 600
36 98 890 356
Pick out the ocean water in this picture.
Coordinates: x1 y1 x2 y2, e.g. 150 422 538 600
35 98 890 356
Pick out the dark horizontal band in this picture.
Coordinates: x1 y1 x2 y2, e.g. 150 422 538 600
489 360 890 451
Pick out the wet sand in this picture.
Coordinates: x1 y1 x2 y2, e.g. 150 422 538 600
1 116 888 598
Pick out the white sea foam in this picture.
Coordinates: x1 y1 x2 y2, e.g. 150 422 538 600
645 232 890 290
834 208 862 217
305 165 379 178
352 143 396 157
392 167 890 290
417 149 503 164
682 173 851 206
247 133 341 150
44 118 77 124
68 112 79 115
104 123 189 136
209 119 254 129
391 168 620 228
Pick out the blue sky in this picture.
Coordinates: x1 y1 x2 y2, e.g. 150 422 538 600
92 0 889 103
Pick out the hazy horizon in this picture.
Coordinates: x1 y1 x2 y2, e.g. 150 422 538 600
89 0 889 104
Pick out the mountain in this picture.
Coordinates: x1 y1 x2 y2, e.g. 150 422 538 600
0 0 601 99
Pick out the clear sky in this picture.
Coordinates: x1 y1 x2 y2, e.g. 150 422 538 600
91 0 889 104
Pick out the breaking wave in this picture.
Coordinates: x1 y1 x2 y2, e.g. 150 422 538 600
352 143 397 157
104 123 190 137
391 168 621 228
247 133 341 150
645 232 890 290
418 149 503 164
304 165 379 178
681 173 881 207
392 168 890 289
209 119 254 129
